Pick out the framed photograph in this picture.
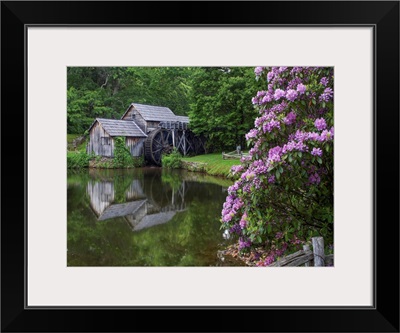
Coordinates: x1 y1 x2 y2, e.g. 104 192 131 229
2 1 399 332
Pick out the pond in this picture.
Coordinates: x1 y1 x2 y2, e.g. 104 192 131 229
67 168 244 266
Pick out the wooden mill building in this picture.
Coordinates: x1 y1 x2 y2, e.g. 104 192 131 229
87 117 147 157
121 103 189 133
87 103 204 165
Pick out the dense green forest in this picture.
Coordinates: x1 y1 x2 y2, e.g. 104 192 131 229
67 67 263 151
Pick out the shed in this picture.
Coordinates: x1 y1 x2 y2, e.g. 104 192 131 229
121 103 189 133
87 118 147 157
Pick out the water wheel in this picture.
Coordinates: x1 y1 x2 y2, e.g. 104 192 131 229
144 128 174 166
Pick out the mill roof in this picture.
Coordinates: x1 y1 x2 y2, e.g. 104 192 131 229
98 200 147 221
122 103 190 123
91 118 147 137
175 115 190 123
133 211 176 232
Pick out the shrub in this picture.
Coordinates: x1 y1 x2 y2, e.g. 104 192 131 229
113 137 135 168
67 151 91 168
221 66 334 266
162 148 182 169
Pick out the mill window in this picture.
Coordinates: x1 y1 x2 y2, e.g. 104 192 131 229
101 137 110 145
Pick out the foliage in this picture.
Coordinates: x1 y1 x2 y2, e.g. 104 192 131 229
67 151 91 168
161 148 182 169
67 134 88 152
67 67 193 134
113 136 141 168
220 67 334 266
89 156 144 169
188 67 264 152
161 170 182 190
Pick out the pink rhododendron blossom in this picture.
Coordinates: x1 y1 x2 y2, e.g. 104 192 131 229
320 77 329 86
267 71 274 82
296 83 306 94
309 173 321 184
284 111 296 125
254 66 264 76
311 148 323 156
314 118 327 131
273 89 285 100
245 129 258 140
286 89 298 102
319 87 333 102
239 212 248 229
220 66 334 263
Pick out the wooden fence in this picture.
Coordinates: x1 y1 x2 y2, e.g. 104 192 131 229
222 150 249 160
269 237 333 267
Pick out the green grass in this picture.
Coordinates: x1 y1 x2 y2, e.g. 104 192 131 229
67 134 87 151
67 134 80 142
181 153 242 177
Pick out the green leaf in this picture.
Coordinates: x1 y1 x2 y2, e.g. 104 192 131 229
275 169 281 180
317 157 322 164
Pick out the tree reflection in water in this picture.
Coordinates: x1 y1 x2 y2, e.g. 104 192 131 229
67 168 244 266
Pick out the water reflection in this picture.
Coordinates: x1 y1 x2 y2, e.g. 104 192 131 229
86 169 191 231
67 168 244 266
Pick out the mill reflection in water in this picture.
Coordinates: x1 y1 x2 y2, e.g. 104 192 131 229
67 168 244 266
87 173 188 231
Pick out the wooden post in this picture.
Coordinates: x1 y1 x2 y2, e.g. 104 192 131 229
183 130 186 156
172 130 175 148
312 237 325 267
303 244 311 267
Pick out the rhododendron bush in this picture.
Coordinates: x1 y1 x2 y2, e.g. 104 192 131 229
221 67 334 266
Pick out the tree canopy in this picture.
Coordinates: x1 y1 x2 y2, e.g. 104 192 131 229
67 67 193 134
188 67 264 151
67 67 262 152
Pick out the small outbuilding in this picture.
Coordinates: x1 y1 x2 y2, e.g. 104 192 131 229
86 118 147 157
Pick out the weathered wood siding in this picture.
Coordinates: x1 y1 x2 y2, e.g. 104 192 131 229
126 137 145 157
87 121 114 157
87 181 114 216
125 179 146 200
122 106 148 132
121 105 134 120
135 112 148 132
87 119 147 158
146 121 160 133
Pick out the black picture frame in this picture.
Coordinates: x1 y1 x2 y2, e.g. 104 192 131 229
1 1 399 332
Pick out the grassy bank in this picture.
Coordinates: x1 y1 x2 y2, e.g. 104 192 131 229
67 134 87 151
181 153 241 177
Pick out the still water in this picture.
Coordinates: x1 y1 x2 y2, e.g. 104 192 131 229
67 168 243 266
